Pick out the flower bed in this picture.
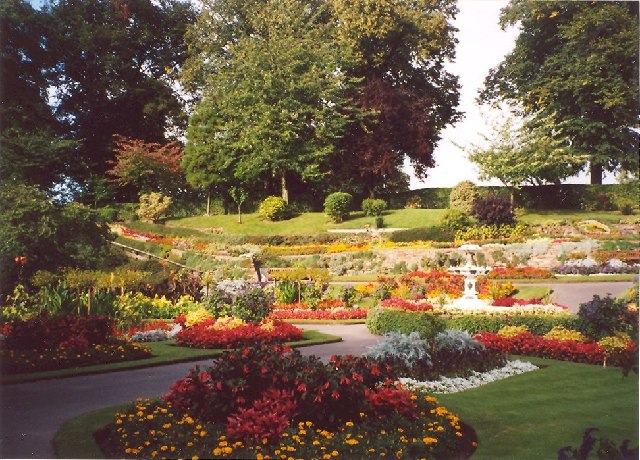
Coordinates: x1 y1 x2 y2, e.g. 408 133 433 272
491 297 543 307
175 319 303 349
399 360 539 394
474 332 637 367
0 313 151 374
379 297 434 312
270 308 368 320
100 343 475 459
487 267 554 279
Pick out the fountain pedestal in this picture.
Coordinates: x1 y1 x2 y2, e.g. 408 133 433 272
447 244 491 309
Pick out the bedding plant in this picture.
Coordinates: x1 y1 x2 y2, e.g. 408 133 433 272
0 313 151 374
100 342 477 459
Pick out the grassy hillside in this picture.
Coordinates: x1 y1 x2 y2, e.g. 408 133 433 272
166 208 629 236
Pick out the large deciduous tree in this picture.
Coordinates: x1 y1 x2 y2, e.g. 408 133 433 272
480 1 639 184
465 107 589 189
43 0 196 197
181 0 358 203
0 0 76 191
328 0 461 196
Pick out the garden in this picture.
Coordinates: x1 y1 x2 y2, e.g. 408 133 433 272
2 180 639 458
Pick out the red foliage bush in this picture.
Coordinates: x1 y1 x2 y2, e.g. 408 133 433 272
366 385 417 419
123 320 171 335
2 313 115 351
226 388 298 443
175 320 303 349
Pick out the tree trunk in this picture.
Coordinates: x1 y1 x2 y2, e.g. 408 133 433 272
281 173 289 204
590 162 603 185
206 191 211 216
237 204 242 224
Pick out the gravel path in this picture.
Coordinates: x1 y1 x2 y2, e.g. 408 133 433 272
0 281 634 459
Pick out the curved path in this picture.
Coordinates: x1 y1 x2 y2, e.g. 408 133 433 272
0 282 633 459
0 324 380 459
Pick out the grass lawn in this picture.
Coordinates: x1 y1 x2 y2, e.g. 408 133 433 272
165 208 632 236
438 357 638 460
54 357 639 460
517 209 630 225
168 209 449 235
1 330 340 385
512 285 552 300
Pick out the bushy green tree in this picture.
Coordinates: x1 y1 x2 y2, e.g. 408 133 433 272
324 192 353 223
0 182 112 297
182 0 358 203
480 1 639 184
449 181 479 214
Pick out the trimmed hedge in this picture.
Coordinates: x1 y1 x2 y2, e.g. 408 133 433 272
390 183 638 211
388 226 454 243
443 314 580 336
365 308 446 341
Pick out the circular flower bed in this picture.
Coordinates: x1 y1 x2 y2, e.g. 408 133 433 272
99 343 477 459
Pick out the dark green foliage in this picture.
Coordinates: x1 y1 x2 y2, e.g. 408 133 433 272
444 315 579 336
389 226 454 243
361 198 388 217
440 208 473 231
0 183 112 296
576 295 638 341
472 194 515 226
558 428 638 460
324 192 353 223
481 2 639 184
366 308 446 342
375 216 384 229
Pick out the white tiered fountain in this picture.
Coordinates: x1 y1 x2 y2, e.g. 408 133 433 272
447 244 492 309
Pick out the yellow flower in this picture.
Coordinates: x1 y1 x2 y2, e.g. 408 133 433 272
213 447 222 456
162 423 171 429
345 421 354 427
345 439 359 445
331 451 339 457
423 437 438 445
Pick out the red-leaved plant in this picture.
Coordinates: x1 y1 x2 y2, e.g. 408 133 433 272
226 388 298 443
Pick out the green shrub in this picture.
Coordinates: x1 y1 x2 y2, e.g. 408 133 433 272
137 192 172 223
389 226 453 243
444 314 579 336
454 224 526 242
576 295 637 341
258 196 288 221
323 192 353 223
361 198 387 217
97 206 119 222
615 197 636 215
472 194 515 226
366 308 446 341
449 181 479 214
440 208 473 231
375 216 384 229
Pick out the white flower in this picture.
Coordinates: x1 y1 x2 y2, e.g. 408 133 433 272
398 360 539 394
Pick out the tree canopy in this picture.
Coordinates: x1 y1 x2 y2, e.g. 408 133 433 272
181 0 358 203
42 0 196 198
329 0 461 196
465 107 589 187
182 0 461 201
480 1 639 184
